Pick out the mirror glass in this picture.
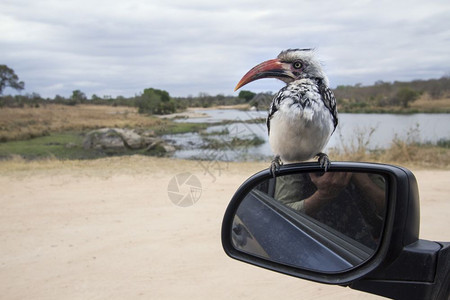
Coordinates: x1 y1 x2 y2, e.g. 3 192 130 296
232 171 387 273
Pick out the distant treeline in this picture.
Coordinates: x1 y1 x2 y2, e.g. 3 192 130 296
334 76 450 111
1 76 449 113
0 88 253 114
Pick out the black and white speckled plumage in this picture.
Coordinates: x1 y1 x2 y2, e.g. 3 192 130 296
266 50 338 164
267 78 337 134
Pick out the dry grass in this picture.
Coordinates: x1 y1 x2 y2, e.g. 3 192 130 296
330 145 449 169
337 95 450 113
0 104 164 141
328 121 450 169
410 96 450 110
329 135 450 169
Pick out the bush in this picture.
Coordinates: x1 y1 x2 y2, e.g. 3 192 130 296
137 88 175 115
238 90 256 101
437 138 450 148
392 88 420 108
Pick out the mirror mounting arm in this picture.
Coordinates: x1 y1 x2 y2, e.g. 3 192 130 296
350 241 450 300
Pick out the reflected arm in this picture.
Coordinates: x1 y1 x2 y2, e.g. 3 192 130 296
352 173 386 214
274 172 352 216
304 172 352 216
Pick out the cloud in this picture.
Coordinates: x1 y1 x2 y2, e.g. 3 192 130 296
1 0 450 97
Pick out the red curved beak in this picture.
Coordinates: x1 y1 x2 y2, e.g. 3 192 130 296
234 58 288 91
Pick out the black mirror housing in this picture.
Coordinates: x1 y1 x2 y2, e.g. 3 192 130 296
221 162 449 299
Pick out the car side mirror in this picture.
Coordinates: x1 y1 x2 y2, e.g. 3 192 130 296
231 169 387 273
221 162 450 300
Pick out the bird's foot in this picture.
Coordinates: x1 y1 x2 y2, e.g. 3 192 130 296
316 152 331 171
270 155 283 177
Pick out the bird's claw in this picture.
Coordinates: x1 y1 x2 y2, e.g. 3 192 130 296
317 152 331 171
270 155 283 177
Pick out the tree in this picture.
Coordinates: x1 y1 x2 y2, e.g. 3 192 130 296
91 94 101 101
393 87 420 108
0 65 25 95
137 88 174 114
70 90 87 104
238 90 256 101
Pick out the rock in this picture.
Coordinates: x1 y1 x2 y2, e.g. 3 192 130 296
140 130 156 137
162 144 176 153
83 128 145 150
146 138 164 151
83 128 126 150
82 128 175 153
146 138 175 153
114 128 144 149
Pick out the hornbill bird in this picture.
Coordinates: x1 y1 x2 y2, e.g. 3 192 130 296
235 49 338 174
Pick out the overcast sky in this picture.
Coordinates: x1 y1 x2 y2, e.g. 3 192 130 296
1 0 450 98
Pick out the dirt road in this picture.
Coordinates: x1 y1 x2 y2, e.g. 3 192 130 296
1 157 448 299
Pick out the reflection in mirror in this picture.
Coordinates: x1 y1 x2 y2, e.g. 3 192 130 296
232 171 387 273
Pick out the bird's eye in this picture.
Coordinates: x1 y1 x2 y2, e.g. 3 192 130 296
293 61 302 69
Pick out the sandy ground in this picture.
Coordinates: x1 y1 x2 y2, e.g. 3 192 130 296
0 156 449 300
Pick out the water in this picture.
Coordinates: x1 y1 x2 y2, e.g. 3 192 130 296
165 109 450 161
329 113 450 149
164 122 271 161
174 109 267 123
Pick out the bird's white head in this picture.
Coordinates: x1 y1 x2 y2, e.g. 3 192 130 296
235 49 329 91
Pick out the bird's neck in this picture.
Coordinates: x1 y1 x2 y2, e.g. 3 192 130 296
288 77 329 89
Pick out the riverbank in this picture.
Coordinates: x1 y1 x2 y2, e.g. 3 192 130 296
0 156 449 299
2 98 450 142
1 104 449 168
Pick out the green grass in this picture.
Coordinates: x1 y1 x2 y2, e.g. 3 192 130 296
0 133 83 160
154 121 210 135
0 132 168 160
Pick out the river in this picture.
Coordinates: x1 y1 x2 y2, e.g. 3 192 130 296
164 109 450 161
